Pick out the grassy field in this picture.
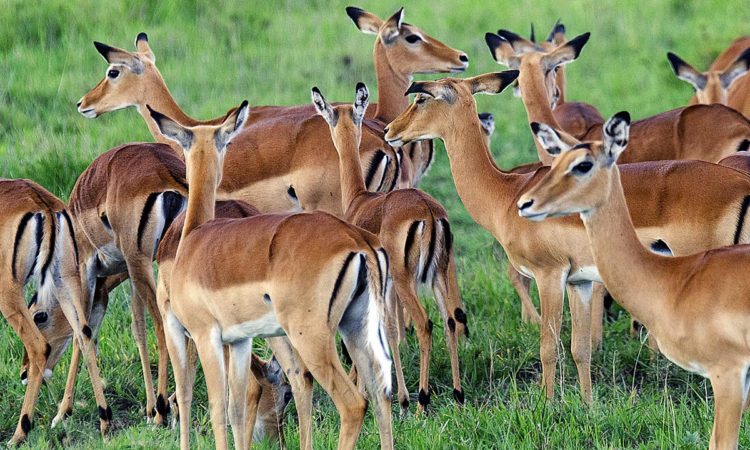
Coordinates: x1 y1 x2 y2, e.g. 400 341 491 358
1 0 749 448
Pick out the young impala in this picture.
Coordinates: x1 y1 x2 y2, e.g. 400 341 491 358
385 71 750 404
668 37 750 118
0 179 110 445
312 83 467 415
149 102 393 450
518 112 750 450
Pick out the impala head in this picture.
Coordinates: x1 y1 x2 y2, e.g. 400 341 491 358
148 100 249 184
384 71 518 147
667 49 750 105
252 356 293 443
486 26 589 109
311 82 369 152
346 6 469 75
20 292 73 383
77 32 160 118
517 111 631 221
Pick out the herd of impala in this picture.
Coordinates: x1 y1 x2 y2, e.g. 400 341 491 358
4 6 750 450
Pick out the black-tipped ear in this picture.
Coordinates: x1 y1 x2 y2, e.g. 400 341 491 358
530 121 571 156
405 82 434 97
353 82 369 124
720 47 750 89
94 41 115 60
497 29 524 45
147 105 193 150
547 19 565 43
485 33 504 59
564 32 590 59
136 32 148 43
666 52 687 74
345 6 383 35
215 100 249 150
478 112 494 121
466 70 519 95
381 7 404 43
611 111 631 125
311 87 337 126
603 111 631 164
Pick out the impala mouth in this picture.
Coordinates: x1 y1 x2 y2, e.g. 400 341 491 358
78 107 97 118
518 210 549 221
450 62 469 73
386 137 405 147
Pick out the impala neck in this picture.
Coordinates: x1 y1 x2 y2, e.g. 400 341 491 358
440 108 514 231
179 156 217 246
332 132 368 212
518 66 562 164
373 40 411 123
137 70 197 152
581 168 671 328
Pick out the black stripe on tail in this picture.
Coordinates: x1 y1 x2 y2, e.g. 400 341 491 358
60 210 79 266
39 211 55 286
734 196 750 245
421 218 437 283
137 193 160 251
365 150 386 190
404 221 421 269
437 218 453 272
388 155 400 191
11 213 35 282
328 252 357 322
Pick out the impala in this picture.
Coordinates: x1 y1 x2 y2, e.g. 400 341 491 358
518 112 750 450
313 83 467 415
385 72 750 404
0 179 110 444
149 102 393 450
487 30 750 165
667 37 750 117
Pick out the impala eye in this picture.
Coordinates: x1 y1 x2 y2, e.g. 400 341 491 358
107 69 120 79
415 97 427 105
572 161 593 175
405 35 423 44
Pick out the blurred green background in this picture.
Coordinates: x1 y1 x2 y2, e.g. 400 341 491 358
0 0 748 448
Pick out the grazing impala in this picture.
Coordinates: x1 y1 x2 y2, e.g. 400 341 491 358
518 112 750 450
384 72 750 404
312 83 467 415
0 179 110 445
149 102 393 450
487 30 750 165
668 37 750 117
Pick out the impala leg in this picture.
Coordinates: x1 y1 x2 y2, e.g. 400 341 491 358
140 281 170 426
393 270 432 414
536 272 565 400
244 364 263 447
433 257 465 405
53 274 111 437
163 308 193 450
708 370 744 450
125 258 160 422
590 284 605 352
290 336 367 450
267 336 313 450
2 285 49 446
567 282 593 404
227 339 252 450
193 328 229 450
384 286 409 416
508 265 541 325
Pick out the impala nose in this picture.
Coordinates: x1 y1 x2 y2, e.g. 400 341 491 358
383 126 390 134
518 199 534 211
76 100 82 108
459 54 469 63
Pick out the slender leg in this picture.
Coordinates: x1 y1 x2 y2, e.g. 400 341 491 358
508 265 541 325
433 257 465 405
163 308 193 450
536 271 566 400
267 337 313 450
227 339 252 450
567 282 593 404
244 364 264 447
392 269 432 414
193 327 229 450
384 285 409 416
2 285 49 445
590 284 605 352
708 370 744 450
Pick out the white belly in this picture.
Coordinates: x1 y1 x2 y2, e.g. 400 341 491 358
222 311 285 343
567 265 602 283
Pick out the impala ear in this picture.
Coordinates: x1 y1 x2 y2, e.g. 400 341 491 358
478 112 495 137
405 81 439 98
266 356 283 385
464 71 519 95
216 100 249 150
346 6 383 35
547 19 565 45
353 82 369 125
135 32 155 62
497 29 537 54
381 7 404 44
602 111 631 165
720 47 750 89
530 122 575 156
542 32 590 71
148 105 193 150
485 33 520 69
311 87 337 126
94 41 144 74
667 52 707 91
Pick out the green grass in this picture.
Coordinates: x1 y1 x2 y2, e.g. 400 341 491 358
1 0 749 448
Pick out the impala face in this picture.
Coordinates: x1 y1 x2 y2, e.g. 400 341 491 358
517 112 631 221
667 48 750 105
346 7 469 74
77 33 158 118
20 292 75 384
384 71 519 147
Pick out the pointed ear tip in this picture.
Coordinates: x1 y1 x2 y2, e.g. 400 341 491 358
615 111 631 123
136 32 148 42
239 99 249 109
311 86 321 94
